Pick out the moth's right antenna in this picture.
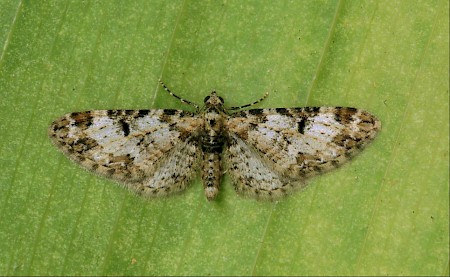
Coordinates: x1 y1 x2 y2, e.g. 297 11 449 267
229 92 269 110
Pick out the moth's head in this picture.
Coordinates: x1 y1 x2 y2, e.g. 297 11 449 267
203 91 224 107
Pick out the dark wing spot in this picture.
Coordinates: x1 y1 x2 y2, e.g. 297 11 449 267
179 111 192 117
107 110 119 117
232 111 247 118
119 119 130 136
163 109 177 116
136 137 144 146
77 156 86 162
297 118 307 134
275 108 289 115
307 107 320 113
249 109 263 115
344 151 353 158
249 122 258 130
335 107 358 124
138 110 150 117
107 168 116 176
71 112 93 127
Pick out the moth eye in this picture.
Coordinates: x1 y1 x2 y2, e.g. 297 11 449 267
204 96 210 102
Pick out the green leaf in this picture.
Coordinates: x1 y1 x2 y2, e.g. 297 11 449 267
0 1 448 276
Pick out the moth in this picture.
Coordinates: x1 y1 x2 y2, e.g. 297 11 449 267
49 81 381 200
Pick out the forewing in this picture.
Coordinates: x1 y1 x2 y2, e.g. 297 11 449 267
49 109 202 195
227 107 381 181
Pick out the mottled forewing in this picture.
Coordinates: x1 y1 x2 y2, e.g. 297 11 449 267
227 107 381 182
49 109 203 196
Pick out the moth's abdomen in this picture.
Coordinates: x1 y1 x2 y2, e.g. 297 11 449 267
199 130 225 201
201 152 222 201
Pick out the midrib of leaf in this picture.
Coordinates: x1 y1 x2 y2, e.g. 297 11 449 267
304 0 343 106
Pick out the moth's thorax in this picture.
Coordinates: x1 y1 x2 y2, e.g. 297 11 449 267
202 108 226 136
200 92 228 146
